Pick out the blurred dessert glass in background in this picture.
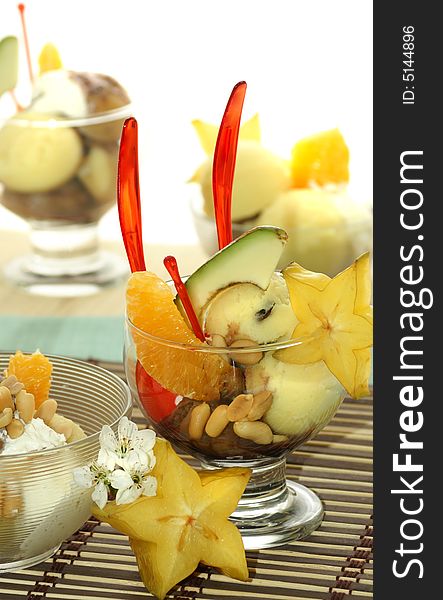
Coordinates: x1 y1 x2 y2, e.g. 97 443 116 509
189 116 372 275
0 33 132 296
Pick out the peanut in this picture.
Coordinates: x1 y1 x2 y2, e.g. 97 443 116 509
233 421 273 445
35 398 58 424
9 381 24 395
0 386 14 412
247 390 273 421
272 434 289 444
48 414 74 439
210 334 227 348
15 390 35 424
229 339 263 366
6 419 24 439
205 405 229 438
0 375 17 389
227 394 253 422
188 403 211 440
0 407 13 428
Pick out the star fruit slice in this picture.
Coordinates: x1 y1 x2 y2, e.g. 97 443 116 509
276 253 373 398
93 439 250 600
38 43 63 74
191 112 260 157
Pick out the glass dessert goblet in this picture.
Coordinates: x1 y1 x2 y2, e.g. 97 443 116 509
0 105 132 296
125 312 347 550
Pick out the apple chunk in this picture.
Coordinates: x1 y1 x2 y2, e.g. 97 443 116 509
178 226 288 324
202 274 296 345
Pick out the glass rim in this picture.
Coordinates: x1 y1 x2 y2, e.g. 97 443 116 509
126 314 311 352
0 352 132 460
189 188 373 230
1 103 133 128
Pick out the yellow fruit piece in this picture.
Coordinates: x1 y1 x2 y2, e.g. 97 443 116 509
192 112 261 157
126 271 232 402
93 439 250 600
290 128 349 188
38 43 63 74
7 350 52 408
276 253 372 398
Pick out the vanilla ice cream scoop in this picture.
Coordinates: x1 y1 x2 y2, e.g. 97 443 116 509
246 353 345 437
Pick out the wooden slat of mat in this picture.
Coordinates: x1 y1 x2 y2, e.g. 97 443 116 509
0 361 373 599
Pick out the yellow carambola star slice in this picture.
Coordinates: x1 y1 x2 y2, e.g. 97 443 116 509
276 253 373 398
192 113 261 157
93 439 250 600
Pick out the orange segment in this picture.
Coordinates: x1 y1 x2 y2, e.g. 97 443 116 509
126 272 231 402
290 128 349 188
7 350 52 407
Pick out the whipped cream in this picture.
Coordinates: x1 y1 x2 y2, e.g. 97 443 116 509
1 417 66 456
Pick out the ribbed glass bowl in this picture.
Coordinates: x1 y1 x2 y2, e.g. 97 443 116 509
0 354 132 572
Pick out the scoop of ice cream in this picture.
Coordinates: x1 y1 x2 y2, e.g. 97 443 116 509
255 188 369 274
1 417 66 455
246 353 345 437
0 111 83 194
202 273 297 345
198 141 290 222
31 69 89 117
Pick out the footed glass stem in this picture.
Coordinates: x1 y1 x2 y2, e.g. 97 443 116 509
201 457 324 549
4 223 128 296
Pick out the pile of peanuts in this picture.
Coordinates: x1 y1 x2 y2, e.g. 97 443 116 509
0 374 81 442
188 390 287 446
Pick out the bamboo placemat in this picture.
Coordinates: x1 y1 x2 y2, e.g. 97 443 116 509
0 360 373 599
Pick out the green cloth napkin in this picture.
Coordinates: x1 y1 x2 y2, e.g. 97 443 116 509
0 316 125 363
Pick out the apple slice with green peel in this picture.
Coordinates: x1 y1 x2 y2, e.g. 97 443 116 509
177 226 288 324
0 37 19 98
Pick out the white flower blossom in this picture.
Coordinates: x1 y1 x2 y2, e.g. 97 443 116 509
73 462 113 509
73 418 158 510
110 463 158 505
98 417 156 471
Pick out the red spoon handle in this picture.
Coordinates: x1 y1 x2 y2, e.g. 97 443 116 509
212 81 247 250
118 117 146 273
163 255 205 342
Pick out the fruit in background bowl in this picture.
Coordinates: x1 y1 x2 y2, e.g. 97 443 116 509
0 37 131 225
190 119 372 276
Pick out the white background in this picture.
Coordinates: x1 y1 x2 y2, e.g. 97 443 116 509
0 0 373 246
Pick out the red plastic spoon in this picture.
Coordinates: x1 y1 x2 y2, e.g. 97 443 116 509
164 255 205 342
212 81 247 250
117 117 146 273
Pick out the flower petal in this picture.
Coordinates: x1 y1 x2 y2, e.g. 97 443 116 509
73 466 94 488
116 484 141 505
109 469 133 491
97 448 117 471
142 476 158 497
118 417 138 442
99 425 117 451
92 481 109 509
136 428 156 451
